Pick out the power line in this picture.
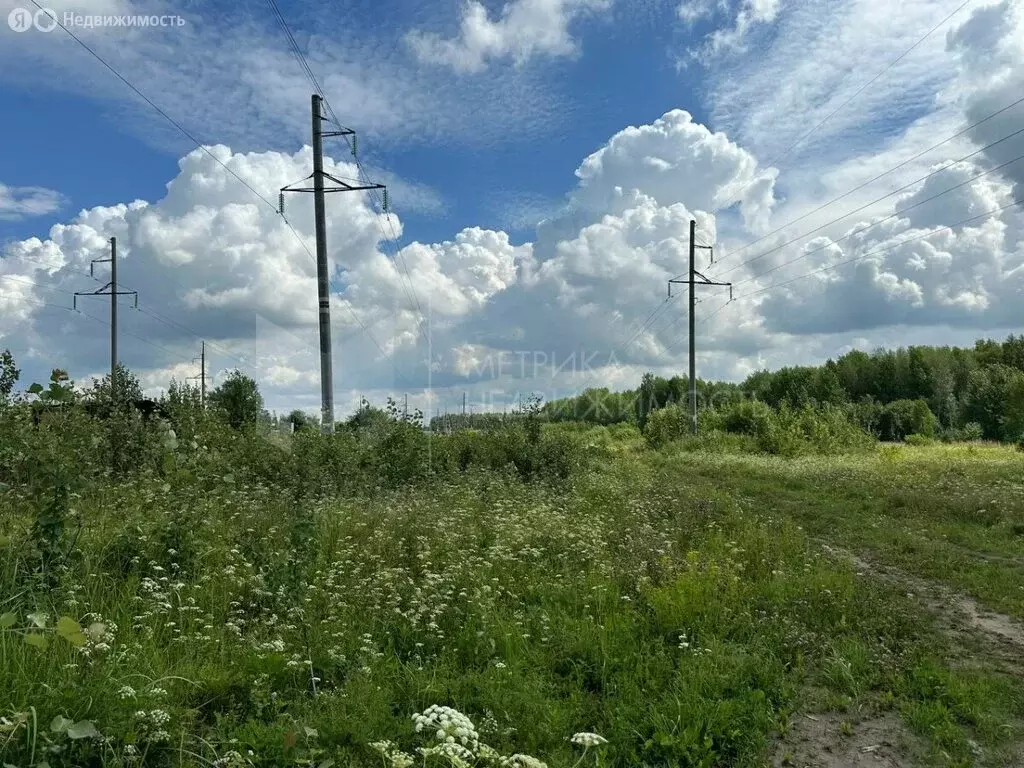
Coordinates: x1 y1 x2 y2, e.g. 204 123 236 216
0 274 77 294
530 3 978 400
731 149 1024 289
712 124 1024 280
711 93 1024 269
27 0 279 214
75 308 195 364
761 0 976 168
262 0 431 353
26 0 412 399
736 197 1024 301
0 291 73 311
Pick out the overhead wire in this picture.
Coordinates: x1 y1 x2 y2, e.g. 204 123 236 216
758 0 976 170
735 197 1024 301
263 0 430 352
538 1 980 400
711 124 1024 280
25 0 407 397
710 93 1024 269
730 148 1024 290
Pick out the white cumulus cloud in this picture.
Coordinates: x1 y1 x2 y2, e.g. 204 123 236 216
405 0 610 73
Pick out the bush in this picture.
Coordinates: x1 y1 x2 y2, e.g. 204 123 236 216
644 404 689 448
644 400 874 456
942 422 984 442
669 430 760 454
718 399 774 436
878 399 938 442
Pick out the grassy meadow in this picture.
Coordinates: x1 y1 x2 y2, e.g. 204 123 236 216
1 409 1023 767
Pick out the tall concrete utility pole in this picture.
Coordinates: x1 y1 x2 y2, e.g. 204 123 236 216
74 236 138 403
280 94 386 435
668 220 732 434
189 341 206 408
200 340 206 408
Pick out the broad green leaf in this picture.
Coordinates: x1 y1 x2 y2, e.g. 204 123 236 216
66 720 100 740
27 611 48 628
56 616 82 637
61 630 87 647
0 613 16 629
24 633 48 649
50 715 73 734
56 617 87 646
318 761 335 768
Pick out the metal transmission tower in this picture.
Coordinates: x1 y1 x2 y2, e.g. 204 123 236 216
280 94 386 434
668 220 732 435
73 237 138 402
188 340 206 408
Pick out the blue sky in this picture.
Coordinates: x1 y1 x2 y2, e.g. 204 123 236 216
1 0 1023 416
1 0 708 247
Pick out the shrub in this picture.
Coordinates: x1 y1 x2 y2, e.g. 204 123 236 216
943 422 984 442
878 399 938 442
718 399 774 436
644 404 689 448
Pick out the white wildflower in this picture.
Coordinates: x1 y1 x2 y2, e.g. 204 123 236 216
412 705 479 751
570 732 608 748
500 755 548 768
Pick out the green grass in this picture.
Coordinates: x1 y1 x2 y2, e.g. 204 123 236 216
2 434 1023 767
654 442 1024 619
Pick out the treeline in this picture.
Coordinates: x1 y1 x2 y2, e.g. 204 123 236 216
544 335 1024 443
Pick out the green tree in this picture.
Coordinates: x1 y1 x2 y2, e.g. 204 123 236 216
0 349 19 401
810 361 845 405
963 365 1023 440
1001 374 1024 441
209 370 264 429
1002 334 1024 372
87 363 143 413
287 409 315 432
908 347 934 401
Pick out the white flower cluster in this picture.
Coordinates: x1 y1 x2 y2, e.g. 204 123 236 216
570 732 608 748
370 739 415 767
400 705 557 767
412 705 480 751
134 709 171 743
418 742 475 767
499 755 548 768
78 617 117 658
677 633 711 655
